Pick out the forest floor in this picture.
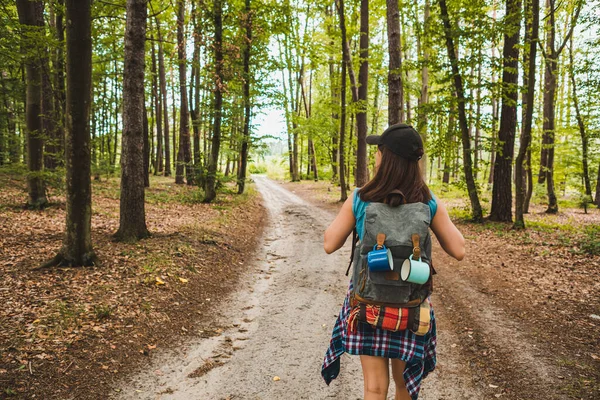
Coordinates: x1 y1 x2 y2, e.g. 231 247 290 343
280 180 600 400
0 173 266 400
2 174 599 400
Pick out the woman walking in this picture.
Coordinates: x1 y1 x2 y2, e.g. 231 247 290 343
321 124 465 400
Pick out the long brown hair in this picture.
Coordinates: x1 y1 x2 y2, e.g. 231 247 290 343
358 146 431 207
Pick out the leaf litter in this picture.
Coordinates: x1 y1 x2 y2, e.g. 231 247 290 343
0 175 266 399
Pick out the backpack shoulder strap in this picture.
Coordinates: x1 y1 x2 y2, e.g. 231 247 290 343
345 227 358 276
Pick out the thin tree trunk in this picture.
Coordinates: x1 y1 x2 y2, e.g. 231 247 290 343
42 54 57 170
44 0 96 267
190 1 201 170
539 0 581 213
151 31 163 174
438 0 483 222
339 53 348 201
143 107 150 186
16 0 48 209
156 18 170 176
54 0 66 166
418 0 430 180
595 162 600 206
237 0 252 194
515 0 538 228
175 0 193 185
490 0 521 222
204 0 223 202
568 37 591 198
474 49 482 180
355 0 369 186
386 0 403 125
2 78 19 164
115 0 149 242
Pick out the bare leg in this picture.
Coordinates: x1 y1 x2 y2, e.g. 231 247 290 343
360 355 390 400
391 358 411 400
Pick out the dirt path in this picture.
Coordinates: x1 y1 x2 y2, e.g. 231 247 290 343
115 177 498 399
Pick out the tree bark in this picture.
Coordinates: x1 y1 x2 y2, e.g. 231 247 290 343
237 0 252 194
1 77 19 164
438 0 483 222
54 0 66 166
595 162 600 206
151 31 163 174
539 0 582 213
44 0 96 267
16 0 48 209
204 0 223 202
339 50 348 202
190 3 202 170
156 18 171 176
175 0 194 185
115 0 149 242
143 108 150 187
418 0 430 180
515 0 539 228
490 0 521 222
568 37 591 198
386 0 403 125
355 0 369 186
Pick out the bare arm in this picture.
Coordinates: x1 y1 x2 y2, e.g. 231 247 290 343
324 195 356 254
430 199 465 261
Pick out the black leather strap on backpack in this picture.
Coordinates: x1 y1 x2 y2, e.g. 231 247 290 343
345 228 358 276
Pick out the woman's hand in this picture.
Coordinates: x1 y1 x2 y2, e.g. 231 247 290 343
430 198 465 261
324 195 356 254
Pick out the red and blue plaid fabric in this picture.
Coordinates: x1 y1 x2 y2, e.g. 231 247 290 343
322 281 437 400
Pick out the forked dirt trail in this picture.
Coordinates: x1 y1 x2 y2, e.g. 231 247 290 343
117 176 565 400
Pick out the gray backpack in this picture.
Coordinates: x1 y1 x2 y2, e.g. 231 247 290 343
350 200 433 307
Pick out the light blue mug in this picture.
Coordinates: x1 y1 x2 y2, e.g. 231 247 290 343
367 245 394 272
400 255 430 284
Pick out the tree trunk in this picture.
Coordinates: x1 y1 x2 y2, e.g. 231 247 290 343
539 0 581 213
190 5 202 170
355 0 369 186
54 0 66 167
115 0 149 242
45 0 96 267
339 51 348 202
175 0 193 185
438 0 483 222
237 0 252 194
473 49 482 180
156 18 171 176
42 55 58 170
204 0 223 202
595 162 600 206
336 0 365 185
16 0 48 209
568 37 591 198
151 32 163 174
2 77 19 164
515 0 538 228
386 0 403 125
418 0 430 180
490 0 521 222
143 108 150 187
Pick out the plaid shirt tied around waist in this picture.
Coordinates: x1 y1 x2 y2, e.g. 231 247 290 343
321 281 437 400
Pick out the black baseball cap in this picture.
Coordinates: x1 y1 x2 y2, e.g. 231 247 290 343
366 123 424 161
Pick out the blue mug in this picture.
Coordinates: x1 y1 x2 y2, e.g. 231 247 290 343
367 245 394 272
400 255 430 284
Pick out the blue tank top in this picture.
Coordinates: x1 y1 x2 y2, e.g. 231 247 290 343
352 188 437 242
